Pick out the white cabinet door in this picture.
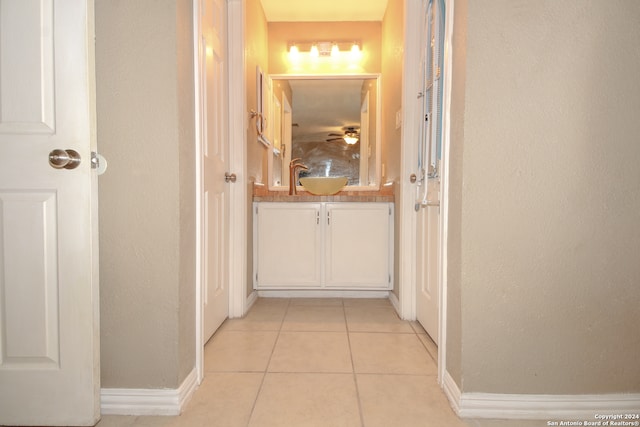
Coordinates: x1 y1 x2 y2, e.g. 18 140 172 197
255 203 322 287
325 203 392 289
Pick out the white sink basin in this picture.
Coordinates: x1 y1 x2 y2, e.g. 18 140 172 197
299 177 348 195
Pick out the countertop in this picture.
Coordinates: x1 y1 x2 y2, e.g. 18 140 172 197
252 182 395 203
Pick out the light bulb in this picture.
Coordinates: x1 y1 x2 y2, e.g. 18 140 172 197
343 135 359 145
350 42 362 60
331 43 340 57
288 44 300 60
310 44 319 57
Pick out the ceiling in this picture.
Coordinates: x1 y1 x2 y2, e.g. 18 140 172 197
259 0 388 22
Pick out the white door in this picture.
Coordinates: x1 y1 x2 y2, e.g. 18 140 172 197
199 0 230 343
416 0 445 345
0 0 99 425
416 180 440 343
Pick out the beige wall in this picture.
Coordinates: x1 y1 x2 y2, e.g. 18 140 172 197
445 0 467 388
450 0 640 394
267 22 381 75
96 0 195 389
381 0 404 295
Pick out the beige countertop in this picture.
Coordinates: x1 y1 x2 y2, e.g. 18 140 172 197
252 182 396 203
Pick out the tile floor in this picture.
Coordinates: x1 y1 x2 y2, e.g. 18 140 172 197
97 298 544 427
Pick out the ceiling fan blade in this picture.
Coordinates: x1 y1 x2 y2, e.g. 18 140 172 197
326 137 343 142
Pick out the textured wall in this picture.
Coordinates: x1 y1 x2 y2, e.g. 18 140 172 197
96 0 195 389
445 0 468 389
455 0 640 394
176 0 197 384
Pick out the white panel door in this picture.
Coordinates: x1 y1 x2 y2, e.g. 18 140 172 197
416 181 440 344
325 203 392 289
0 0 99 425
200 0 230 343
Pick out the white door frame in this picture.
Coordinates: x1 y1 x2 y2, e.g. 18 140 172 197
194 0 246 383
193 0 456 387
400 0 455 385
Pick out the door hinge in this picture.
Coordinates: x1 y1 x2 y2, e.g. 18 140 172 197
389 274 391 284
255 205 258 214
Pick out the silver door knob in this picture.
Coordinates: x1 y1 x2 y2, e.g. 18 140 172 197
224 172 237 183
49 149 81 170
409 173 417 183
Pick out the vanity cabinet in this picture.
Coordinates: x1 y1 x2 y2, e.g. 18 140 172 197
253 202 393 290
253 202 322 287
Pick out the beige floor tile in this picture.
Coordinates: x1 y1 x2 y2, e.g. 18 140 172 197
220 303 287 331
410 320 427 334
289 297 344 306
165 373 263 427
248 373 361 427
342 297 391 307
350 332 437 375
95 416 176 427
204 330 278 372
252 297 290 308
417 333 438 363
464 419 549 427
357 374 466 427
95 415 138 427
281 305 347 331
345 306 414 333
268 331 352 373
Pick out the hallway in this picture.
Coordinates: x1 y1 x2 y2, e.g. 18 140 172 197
97 298 543 426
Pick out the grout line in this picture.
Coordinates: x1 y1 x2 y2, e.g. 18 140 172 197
343 300 366 427
245 297 291 424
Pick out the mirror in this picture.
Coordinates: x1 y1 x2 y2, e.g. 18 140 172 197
266 74 380 191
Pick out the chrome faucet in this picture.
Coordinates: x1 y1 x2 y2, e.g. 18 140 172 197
289 158 308 195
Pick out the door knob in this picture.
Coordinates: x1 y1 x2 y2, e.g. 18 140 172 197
224 172 237 183
49 149 81 170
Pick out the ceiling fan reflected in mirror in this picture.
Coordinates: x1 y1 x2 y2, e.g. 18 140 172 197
327 126 360 144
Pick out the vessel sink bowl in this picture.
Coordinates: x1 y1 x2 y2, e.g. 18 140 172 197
299 177 348 195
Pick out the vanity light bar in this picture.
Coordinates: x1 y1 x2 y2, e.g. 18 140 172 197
288 41 362 58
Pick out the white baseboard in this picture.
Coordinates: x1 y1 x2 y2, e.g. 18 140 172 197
244 291 258 316
257 289 390 299
101 368 198 416
388 291 401 316
443 371 640 420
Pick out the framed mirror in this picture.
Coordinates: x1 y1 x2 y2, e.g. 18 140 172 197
266 74 381 191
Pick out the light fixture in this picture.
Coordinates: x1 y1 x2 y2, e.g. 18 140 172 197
285 40 362 60
343 135 359 145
